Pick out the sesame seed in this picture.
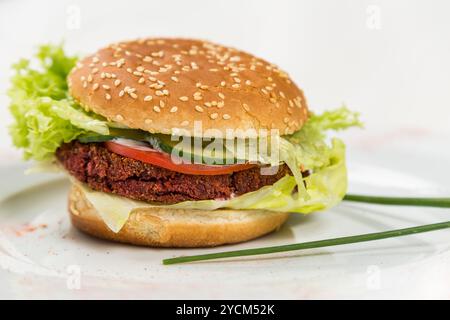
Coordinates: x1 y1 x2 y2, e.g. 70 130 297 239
136 66 145 72
218 93 225 99
171 76 179 82
92 57 99 63
102 85 110 90
179 96 189 102
102 62 107 67
92 68 99 74
209 113 219 119
114 79 121 86
220 81 226 87
232 84 240 89
155 91 164 96
279 91 286 99
92 83 99 91
138 77 145 84
143 56 153 62
270 98 277 104
160 100 165 108
87 75 93 82
82 81 87 88
115 114 124 121
145 119 153 124
217 101 225 108
144 95 153 102
233 77 241 83
245 80 252 85
105 93 111 100
222 114 231 120
170 106 178 113
129 92 138 99
153 106 161 113
133 71 143 76
243 103 250 111
119 90 125 97
195 105 204 113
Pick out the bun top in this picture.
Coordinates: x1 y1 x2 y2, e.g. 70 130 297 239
68 38 309 137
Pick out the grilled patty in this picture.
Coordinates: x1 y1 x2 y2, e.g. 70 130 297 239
56 141 291 204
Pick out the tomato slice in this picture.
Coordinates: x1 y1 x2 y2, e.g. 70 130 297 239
105 141 256 175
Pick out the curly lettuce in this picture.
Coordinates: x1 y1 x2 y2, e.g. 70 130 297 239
8 44 109 161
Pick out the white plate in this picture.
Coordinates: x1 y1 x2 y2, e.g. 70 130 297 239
1 130 450 299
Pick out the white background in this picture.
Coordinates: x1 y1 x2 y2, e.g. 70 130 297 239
1 0 450 300
1 0 450 162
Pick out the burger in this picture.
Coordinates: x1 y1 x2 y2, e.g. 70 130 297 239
8 38 360 247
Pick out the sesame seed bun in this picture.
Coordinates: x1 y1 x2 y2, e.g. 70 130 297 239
68 38 309 137
69 184 289 247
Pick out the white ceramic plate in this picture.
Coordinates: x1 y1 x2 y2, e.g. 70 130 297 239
1 130 450 299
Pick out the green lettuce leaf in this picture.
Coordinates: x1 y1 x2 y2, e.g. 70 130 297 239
8 44 109 161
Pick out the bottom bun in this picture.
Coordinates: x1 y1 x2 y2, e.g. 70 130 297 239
68 184 290 248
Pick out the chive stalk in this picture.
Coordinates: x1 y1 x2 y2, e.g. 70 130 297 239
344 194 450 208
163 220 450 265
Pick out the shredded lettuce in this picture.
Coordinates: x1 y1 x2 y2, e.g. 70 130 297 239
76 107 361 232
78 139 348 232
8 44 109 161
279 107 362 200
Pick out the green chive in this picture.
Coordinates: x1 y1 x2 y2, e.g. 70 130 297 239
163 220 450 265
344 194 450 208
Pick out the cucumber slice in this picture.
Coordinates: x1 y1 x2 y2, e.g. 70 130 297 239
78 128 149 144
78 129 252 165
78 134 115 143
148 133 244 165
